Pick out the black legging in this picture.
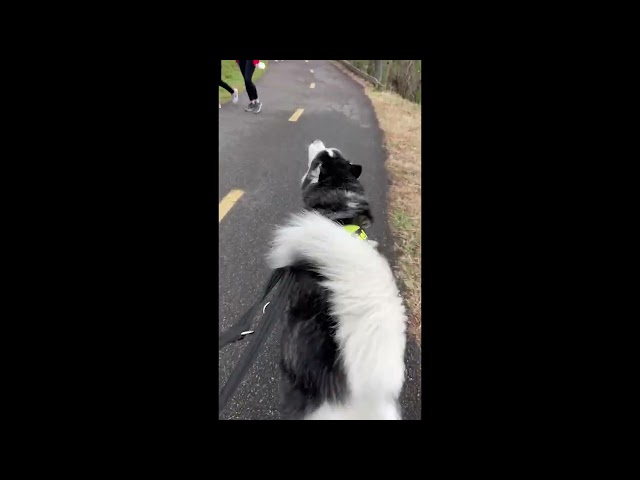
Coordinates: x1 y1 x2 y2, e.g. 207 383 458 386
220 61 234 94
238 60 258 101
219 79 234 94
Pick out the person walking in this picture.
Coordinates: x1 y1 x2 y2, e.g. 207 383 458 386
236 60 262 113
219 62 239 108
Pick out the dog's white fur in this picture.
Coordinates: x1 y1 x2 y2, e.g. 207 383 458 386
268 210 407 419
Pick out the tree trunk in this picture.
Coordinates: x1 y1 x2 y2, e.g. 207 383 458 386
374 60 383 84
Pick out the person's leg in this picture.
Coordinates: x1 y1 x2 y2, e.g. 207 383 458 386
243 62 257 102
219 79 234 94
220 78 239 104
243 62 262 113
238 60 249 97
238 61 255 111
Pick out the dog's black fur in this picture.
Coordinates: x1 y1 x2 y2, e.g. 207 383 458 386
279 147 373 419
301 149 372 226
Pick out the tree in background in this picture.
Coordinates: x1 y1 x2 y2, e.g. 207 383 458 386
347 60 421 104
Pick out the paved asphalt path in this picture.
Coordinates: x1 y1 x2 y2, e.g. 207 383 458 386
219 60 421 419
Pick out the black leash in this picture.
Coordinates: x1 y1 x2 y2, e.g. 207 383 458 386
218 268 294 415
218 268 285 350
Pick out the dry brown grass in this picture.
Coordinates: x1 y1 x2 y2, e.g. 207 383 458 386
332 62 422 343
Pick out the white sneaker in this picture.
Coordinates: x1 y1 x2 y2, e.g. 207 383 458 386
232 88 239 104
219 103 221 109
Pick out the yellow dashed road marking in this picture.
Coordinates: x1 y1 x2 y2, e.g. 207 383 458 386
310 83 315 88
289 108 304 122
219 189 244 223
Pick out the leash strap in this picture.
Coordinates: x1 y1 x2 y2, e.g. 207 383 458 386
219 269 294 415
218 268 285 350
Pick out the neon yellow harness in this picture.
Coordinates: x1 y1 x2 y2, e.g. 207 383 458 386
343 224 368 241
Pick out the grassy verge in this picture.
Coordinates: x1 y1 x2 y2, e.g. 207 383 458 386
219 60 269 104
333 62 422 343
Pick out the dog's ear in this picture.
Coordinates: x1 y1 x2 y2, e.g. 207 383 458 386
350 164 362 179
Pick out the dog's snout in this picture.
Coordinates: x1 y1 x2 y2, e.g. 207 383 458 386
308 140 326 166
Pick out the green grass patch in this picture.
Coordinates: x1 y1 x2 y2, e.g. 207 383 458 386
391 210 420 257
391 210 416 232
219 60 268 104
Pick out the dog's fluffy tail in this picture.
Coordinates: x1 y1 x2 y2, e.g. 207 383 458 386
267 211 407 417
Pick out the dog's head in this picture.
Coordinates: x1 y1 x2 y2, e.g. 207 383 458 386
301 140 363 190
301 140 372 227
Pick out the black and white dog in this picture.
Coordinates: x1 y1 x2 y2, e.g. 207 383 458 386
267 140 407 420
